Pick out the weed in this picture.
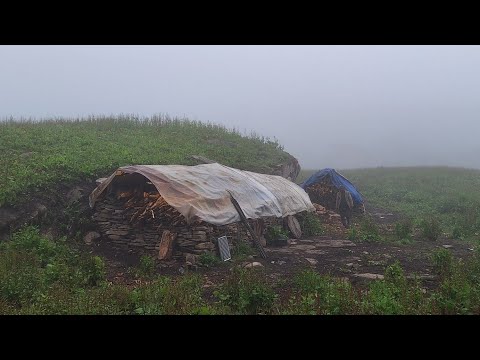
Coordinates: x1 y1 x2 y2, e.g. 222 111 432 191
137 255 156 278
298 212 325 236
419 216 442 241
430 248 453 276
215 267 276 314
198 252 221 267
394 218 413 241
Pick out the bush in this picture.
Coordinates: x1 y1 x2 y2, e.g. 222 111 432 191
357 217 382 242
394 218 413 241
232 240 256 259
299 212 325 236
431 248 453 276
347 227 358 241
198 252 221 267
285 269 357 315
132 275 208 315
265 225 289 243
419 217 442 241
215 267 276 314
138 255 156 278
80 256 106 287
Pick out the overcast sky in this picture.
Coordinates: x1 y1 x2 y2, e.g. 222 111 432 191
1 45 479 169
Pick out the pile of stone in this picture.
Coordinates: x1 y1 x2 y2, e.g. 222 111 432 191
92 186 282 260
311 203 347 237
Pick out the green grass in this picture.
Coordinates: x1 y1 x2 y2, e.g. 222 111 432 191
0 115 290 207
3 227 480 314
299 167 480 238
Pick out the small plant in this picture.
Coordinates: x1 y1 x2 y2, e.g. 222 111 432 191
138 255 156 278
299 212 325 236
419 216 442 241
232 240 256 259
358 217 382 242
215 267 276 314
198 252 220 267
394 218 413 241
265 225 289 245
347 227 358 241
431 248 453 276
81 256 106 286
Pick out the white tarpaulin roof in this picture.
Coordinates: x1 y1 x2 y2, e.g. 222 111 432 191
89 163 314 226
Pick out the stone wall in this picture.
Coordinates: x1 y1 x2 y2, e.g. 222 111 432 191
93 193 282 260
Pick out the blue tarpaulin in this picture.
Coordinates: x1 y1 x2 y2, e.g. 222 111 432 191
299 168 364 205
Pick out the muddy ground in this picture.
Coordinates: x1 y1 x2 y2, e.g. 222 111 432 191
2 183 475 296
82 205 476 295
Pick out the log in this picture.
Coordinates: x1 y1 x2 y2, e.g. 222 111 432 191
158 230 177 260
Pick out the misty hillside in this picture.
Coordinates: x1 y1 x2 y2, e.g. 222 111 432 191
300 167 480 234
0 116 291 207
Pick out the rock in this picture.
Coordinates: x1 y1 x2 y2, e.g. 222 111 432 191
244 262 264 269
305 258 318 266
354 273 384 280
106 230 129 236
66 186 84 205
84 231 100 245
442 245 453 249
259 236 267 247
185 253 198 266
194 242 215 250
31 203 47 220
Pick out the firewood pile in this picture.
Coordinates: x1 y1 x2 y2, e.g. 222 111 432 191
92 182 282 261
304 182 338 211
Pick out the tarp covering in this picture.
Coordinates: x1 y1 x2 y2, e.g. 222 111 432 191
299 168 364 205
89 163 315 226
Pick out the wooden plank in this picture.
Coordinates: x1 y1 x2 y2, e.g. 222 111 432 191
158 230 176 260
287 215 302 239
227 190 267 259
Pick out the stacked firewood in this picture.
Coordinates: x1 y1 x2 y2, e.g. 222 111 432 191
305 182 338 210
118 189 202 228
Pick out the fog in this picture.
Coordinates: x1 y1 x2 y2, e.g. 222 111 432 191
1 45 479 169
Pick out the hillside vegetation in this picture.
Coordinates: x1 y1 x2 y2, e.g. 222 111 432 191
0 115 290 207
299 167 480 238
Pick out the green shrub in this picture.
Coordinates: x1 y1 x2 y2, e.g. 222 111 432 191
131 275 206 315
215 267 276 314
347 227 358 241
358 217 382 242
138 255 156 278
232 240 256 259
394 218 413 241
265 225 289 243
198 252 221 267
362 262 427 315
286 269 358 315
431 248 453 276
299 212 325 236
419 217 442 241
80 256 106 287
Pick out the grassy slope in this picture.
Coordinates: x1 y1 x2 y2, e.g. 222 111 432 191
0 116 290 207
299 167 480 232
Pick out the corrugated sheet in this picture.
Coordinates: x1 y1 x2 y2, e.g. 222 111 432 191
89 163 314 225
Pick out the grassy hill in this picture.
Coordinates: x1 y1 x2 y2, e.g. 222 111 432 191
299 167 480 237
0 115 290 207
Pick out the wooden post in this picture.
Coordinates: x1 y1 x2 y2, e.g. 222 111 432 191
158 230 176 260
227 190 267 259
